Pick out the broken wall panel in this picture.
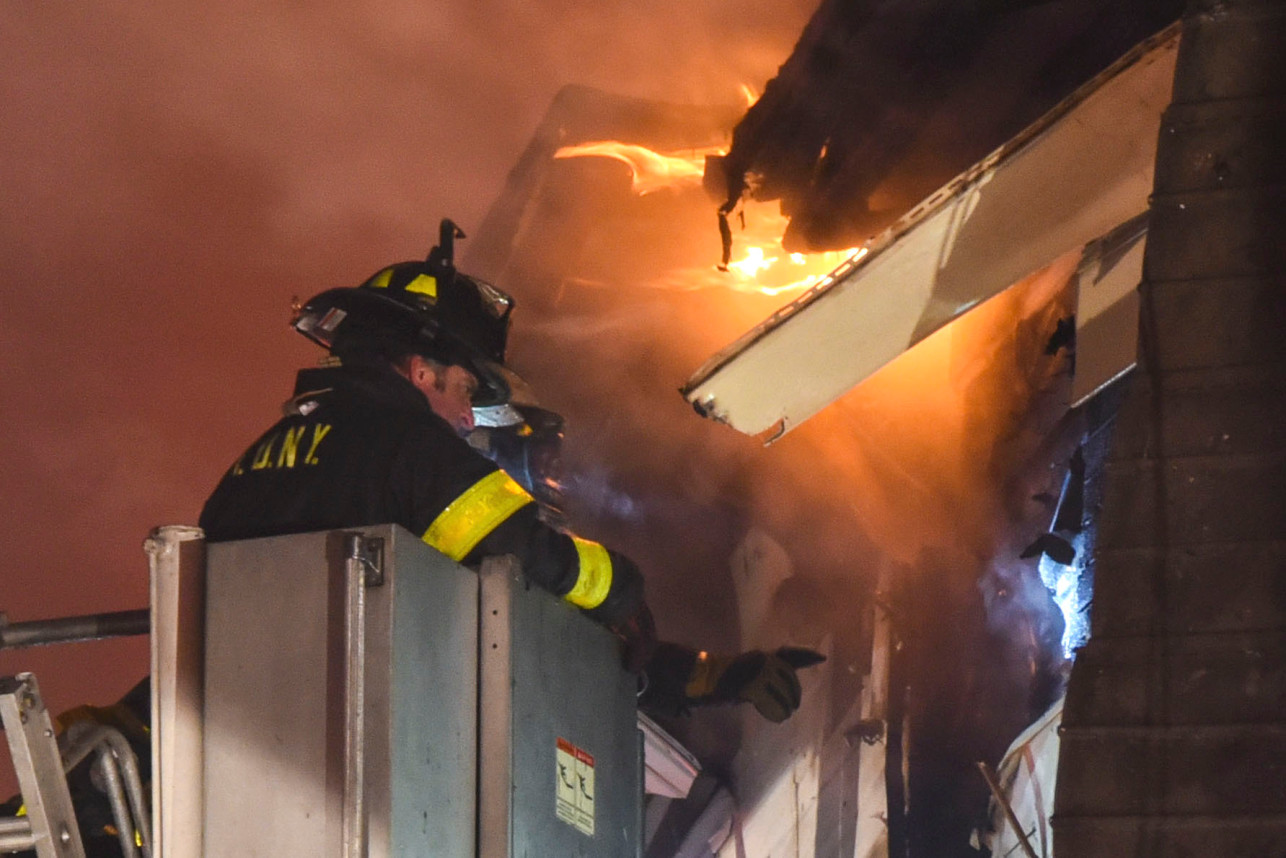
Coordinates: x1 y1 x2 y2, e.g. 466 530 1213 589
1069 216 1147 407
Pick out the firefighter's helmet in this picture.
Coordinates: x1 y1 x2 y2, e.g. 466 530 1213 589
293 219 517 407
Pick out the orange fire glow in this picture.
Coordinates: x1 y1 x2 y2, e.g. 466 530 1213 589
553 140 863 297
553 141 706 196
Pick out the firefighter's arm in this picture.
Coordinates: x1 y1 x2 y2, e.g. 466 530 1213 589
394 429 655 664
473 509 657 670
402 437 650 628
450 498 644 621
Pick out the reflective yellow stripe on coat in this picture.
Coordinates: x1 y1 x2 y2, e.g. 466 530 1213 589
565 536 613 610
423 470 534 561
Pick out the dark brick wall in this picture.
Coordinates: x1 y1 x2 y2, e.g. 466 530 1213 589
1055 1 1286 853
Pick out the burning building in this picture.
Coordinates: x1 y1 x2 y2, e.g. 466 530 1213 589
2 0 1281 855
462 1 1285 856
458 59 1093 858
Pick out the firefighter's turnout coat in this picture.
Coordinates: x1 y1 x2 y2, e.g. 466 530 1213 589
199 361 643 625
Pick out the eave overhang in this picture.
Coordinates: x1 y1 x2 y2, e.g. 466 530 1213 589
682 26 1180 441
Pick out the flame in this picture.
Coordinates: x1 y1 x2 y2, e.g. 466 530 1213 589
739 83 760 107
553 140 864 298
710 201 865 296
727 246 775 277
553 141 707 196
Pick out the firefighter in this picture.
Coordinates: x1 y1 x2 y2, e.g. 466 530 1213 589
199 220 821 721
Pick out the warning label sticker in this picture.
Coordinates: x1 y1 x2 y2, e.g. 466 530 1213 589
555 737 595 836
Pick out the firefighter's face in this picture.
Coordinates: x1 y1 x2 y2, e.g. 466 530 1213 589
409 358 477 434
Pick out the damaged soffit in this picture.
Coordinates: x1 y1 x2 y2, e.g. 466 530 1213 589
682 26 1179 442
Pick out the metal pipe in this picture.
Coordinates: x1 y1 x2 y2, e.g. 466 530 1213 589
96 750 140 858
102 732 151 858
58 726 151 858
976 760 1040 858
0 610 149 650
62 726 115 774
0 818 34 837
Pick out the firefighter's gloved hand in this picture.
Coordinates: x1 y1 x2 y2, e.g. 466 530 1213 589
609 603 658 674
687 647 826 723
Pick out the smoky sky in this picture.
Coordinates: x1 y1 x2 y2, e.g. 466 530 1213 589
0 0 817 791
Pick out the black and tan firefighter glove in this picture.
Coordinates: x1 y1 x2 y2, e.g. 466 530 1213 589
686 647 826 723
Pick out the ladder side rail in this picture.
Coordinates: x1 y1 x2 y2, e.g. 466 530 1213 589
0 674 86 858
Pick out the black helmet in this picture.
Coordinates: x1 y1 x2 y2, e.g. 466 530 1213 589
293 220 516 407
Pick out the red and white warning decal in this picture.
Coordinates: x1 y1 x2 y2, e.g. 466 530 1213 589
555 737 595 836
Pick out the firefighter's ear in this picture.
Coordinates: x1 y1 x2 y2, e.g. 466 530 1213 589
404 354 437 388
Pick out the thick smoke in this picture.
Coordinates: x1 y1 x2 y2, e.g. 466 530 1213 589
469 119 1076 854
4 7 1080 853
